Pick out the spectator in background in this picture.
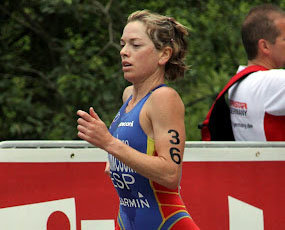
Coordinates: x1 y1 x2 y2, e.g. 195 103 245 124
77 10 200 230
228 4 285 141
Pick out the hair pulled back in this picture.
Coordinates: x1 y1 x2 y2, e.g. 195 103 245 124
127 10 189 81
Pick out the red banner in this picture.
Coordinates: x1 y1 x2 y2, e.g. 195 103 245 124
181 161 285 230
0 142 284 230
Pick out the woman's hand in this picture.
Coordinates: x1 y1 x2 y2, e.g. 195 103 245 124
104 161 111 175
77 107 114 150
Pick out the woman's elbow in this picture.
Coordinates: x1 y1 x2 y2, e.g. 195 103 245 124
162 171 181 190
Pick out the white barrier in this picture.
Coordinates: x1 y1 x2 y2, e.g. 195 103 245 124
0 141 284 230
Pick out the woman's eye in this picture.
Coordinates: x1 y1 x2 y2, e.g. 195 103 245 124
133 44 141 48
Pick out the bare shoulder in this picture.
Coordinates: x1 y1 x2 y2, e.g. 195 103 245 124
122 85 133 103
150 86 184 110
142 86 186 145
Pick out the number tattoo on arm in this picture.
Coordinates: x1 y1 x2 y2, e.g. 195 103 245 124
168 129 181 165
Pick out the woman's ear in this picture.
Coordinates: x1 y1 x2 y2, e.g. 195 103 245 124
159 46 173 65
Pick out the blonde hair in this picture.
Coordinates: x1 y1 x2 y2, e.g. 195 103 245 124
127 10 189 81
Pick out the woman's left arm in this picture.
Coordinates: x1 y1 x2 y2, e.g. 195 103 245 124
145 87 186 189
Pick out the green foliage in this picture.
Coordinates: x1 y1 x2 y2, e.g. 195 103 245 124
0 0 284 140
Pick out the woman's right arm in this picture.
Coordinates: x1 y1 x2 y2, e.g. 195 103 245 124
104 85 133 175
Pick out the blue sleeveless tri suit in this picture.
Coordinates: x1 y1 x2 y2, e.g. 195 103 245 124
108 85 199 230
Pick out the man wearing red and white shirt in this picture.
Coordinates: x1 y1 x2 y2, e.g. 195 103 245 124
228 4 285 141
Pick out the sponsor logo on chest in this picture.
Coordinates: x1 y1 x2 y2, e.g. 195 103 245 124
118 121 134 127
230 100 247 116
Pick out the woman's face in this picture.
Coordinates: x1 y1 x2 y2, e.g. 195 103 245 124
120 21 162 83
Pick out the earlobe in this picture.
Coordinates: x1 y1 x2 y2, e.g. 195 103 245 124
159 47 173 65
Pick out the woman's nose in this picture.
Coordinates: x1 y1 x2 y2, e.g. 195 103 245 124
120 45 129 57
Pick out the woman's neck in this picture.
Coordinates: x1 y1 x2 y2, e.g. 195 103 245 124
131 78 164 103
